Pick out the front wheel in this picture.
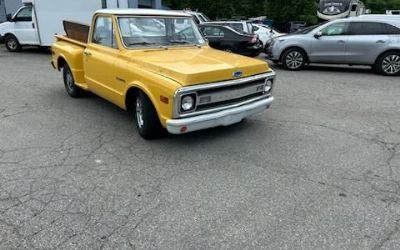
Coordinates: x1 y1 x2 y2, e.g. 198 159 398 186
5 35 21 52
375 51 400 76
281 48 306 71
134 91 164 140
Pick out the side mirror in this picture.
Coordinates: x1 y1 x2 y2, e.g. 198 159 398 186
6 14 12 22
314 31 322 39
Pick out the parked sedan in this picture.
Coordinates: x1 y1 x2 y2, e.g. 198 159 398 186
252 24 286 50
199 24 263 57
267 16 400 76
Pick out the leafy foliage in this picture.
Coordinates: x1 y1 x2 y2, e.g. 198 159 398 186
163 0 400 24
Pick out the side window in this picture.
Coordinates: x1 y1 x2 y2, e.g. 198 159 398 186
14 7 32 22
203 27 224 37
203 27 213 36
384 24 400 35
348 22 386 35
92 16 117 49
229 23 244 32
321 22 348 36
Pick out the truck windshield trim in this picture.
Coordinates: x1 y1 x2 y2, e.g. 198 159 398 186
116 16 206 49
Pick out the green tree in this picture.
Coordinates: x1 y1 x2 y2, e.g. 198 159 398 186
163 0 400 24
266 0 317 24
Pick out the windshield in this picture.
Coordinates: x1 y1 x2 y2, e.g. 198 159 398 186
118 16 206 48
293 22 327 34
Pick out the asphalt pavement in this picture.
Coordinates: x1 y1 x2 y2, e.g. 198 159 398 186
0 46 400 250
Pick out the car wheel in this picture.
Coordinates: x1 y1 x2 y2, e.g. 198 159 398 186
62 64 83 98
281 48 306 71
375 51 400 76
5 35 22 52
134 91 164 140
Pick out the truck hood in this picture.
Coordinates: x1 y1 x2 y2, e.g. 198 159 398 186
127 47 270 86
0 22 11 35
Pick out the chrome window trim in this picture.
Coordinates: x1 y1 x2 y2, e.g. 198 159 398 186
173 71 275 118
116 15 206 50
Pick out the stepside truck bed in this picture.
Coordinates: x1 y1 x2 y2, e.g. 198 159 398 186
51 21 90 89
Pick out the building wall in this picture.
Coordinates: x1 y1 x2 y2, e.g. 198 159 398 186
0 0 162 22
0 0 22 22
102 0 162 9
128 0 162 9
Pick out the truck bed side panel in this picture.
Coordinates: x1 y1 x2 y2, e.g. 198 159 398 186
52 37 86 87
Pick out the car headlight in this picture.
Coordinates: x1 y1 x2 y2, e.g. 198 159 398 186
264 79 273 93
181 95 196 112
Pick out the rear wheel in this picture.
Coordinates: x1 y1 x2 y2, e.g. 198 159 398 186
375 51 400 76
134 91 164 140
281 48 306 71
62 64 83 98
5 35 21 52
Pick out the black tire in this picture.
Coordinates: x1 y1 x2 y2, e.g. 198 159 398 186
375 51 400 76
62 64 83 98
134 91 164 140
4 35 22 52
281 48 306 71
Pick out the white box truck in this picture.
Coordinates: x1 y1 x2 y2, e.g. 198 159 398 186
0 0 128 52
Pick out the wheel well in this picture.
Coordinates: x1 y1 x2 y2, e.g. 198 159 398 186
279 46 309 63
57 57 67 71
125 87 141 113
375 50 400 65
4 33 16 39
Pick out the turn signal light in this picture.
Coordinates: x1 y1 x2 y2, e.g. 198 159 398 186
160 95 169 104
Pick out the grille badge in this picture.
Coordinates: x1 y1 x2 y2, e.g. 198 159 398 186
233 71 243 78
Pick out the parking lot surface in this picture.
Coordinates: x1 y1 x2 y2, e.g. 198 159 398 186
0 46 400 250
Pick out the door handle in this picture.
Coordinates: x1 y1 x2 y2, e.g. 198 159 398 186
337 40 345 44
32 23 35 29
83 51 92 56
376 40 386 44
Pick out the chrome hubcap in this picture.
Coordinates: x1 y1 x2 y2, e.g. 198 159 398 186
286 51 304 69
7 39 17 50
136 98 144 128
382 55 400 74
66 72 74 92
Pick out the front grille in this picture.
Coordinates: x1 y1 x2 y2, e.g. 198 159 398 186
195 79 267 111
174 72 275 118
197 92 265 111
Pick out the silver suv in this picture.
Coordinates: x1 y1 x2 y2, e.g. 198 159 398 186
267 16 400 76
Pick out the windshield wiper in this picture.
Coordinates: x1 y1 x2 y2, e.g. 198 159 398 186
127 42 156 46
168 40 191 44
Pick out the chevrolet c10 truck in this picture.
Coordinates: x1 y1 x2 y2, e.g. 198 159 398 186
51 9 276 139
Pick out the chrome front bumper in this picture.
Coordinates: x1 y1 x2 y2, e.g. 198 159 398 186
166 96 274 134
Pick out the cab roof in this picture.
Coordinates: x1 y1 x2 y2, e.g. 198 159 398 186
95 9 191 17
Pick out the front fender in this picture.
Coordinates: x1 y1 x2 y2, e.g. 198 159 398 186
125 75 182 127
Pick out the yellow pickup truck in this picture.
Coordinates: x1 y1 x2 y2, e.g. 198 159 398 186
51 9 276 139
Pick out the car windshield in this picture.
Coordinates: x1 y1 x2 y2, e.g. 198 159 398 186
118 16 206 48
293 22 326 34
